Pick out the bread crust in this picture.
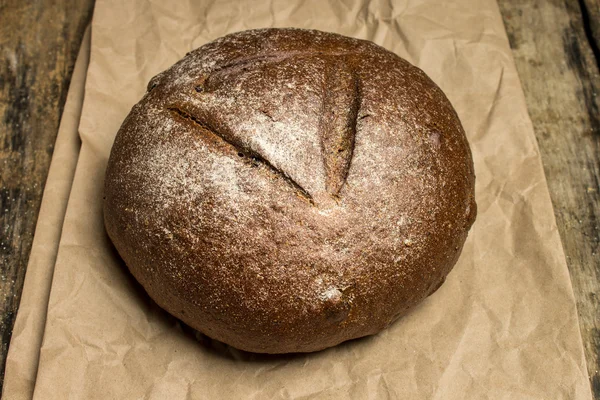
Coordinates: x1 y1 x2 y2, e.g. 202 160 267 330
104 28 477 353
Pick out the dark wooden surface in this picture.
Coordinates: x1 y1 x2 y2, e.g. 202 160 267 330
0 0 95 392
0 0 598 397
499 0 600 397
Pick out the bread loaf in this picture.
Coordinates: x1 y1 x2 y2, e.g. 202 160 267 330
104 28 477 353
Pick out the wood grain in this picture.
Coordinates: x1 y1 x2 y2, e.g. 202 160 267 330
498 0 600 397
0 0 94 392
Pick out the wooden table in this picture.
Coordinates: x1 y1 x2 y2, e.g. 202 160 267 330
0 0 598 397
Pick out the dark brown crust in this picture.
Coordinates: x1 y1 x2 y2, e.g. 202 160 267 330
103 28 477 353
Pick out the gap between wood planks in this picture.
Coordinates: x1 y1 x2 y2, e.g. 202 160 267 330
579 0 600 68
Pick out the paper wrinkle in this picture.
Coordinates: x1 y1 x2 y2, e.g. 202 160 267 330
476 66 506 139
21 0 594 399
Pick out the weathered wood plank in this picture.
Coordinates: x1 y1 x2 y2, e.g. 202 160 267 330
0 0 94 391
498 0 600 397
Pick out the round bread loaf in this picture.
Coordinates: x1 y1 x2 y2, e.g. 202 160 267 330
104 28 477 353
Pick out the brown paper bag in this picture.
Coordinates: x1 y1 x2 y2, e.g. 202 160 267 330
31 0 593 398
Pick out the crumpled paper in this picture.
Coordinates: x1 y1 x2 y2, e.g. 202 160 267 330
7 0 595 399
